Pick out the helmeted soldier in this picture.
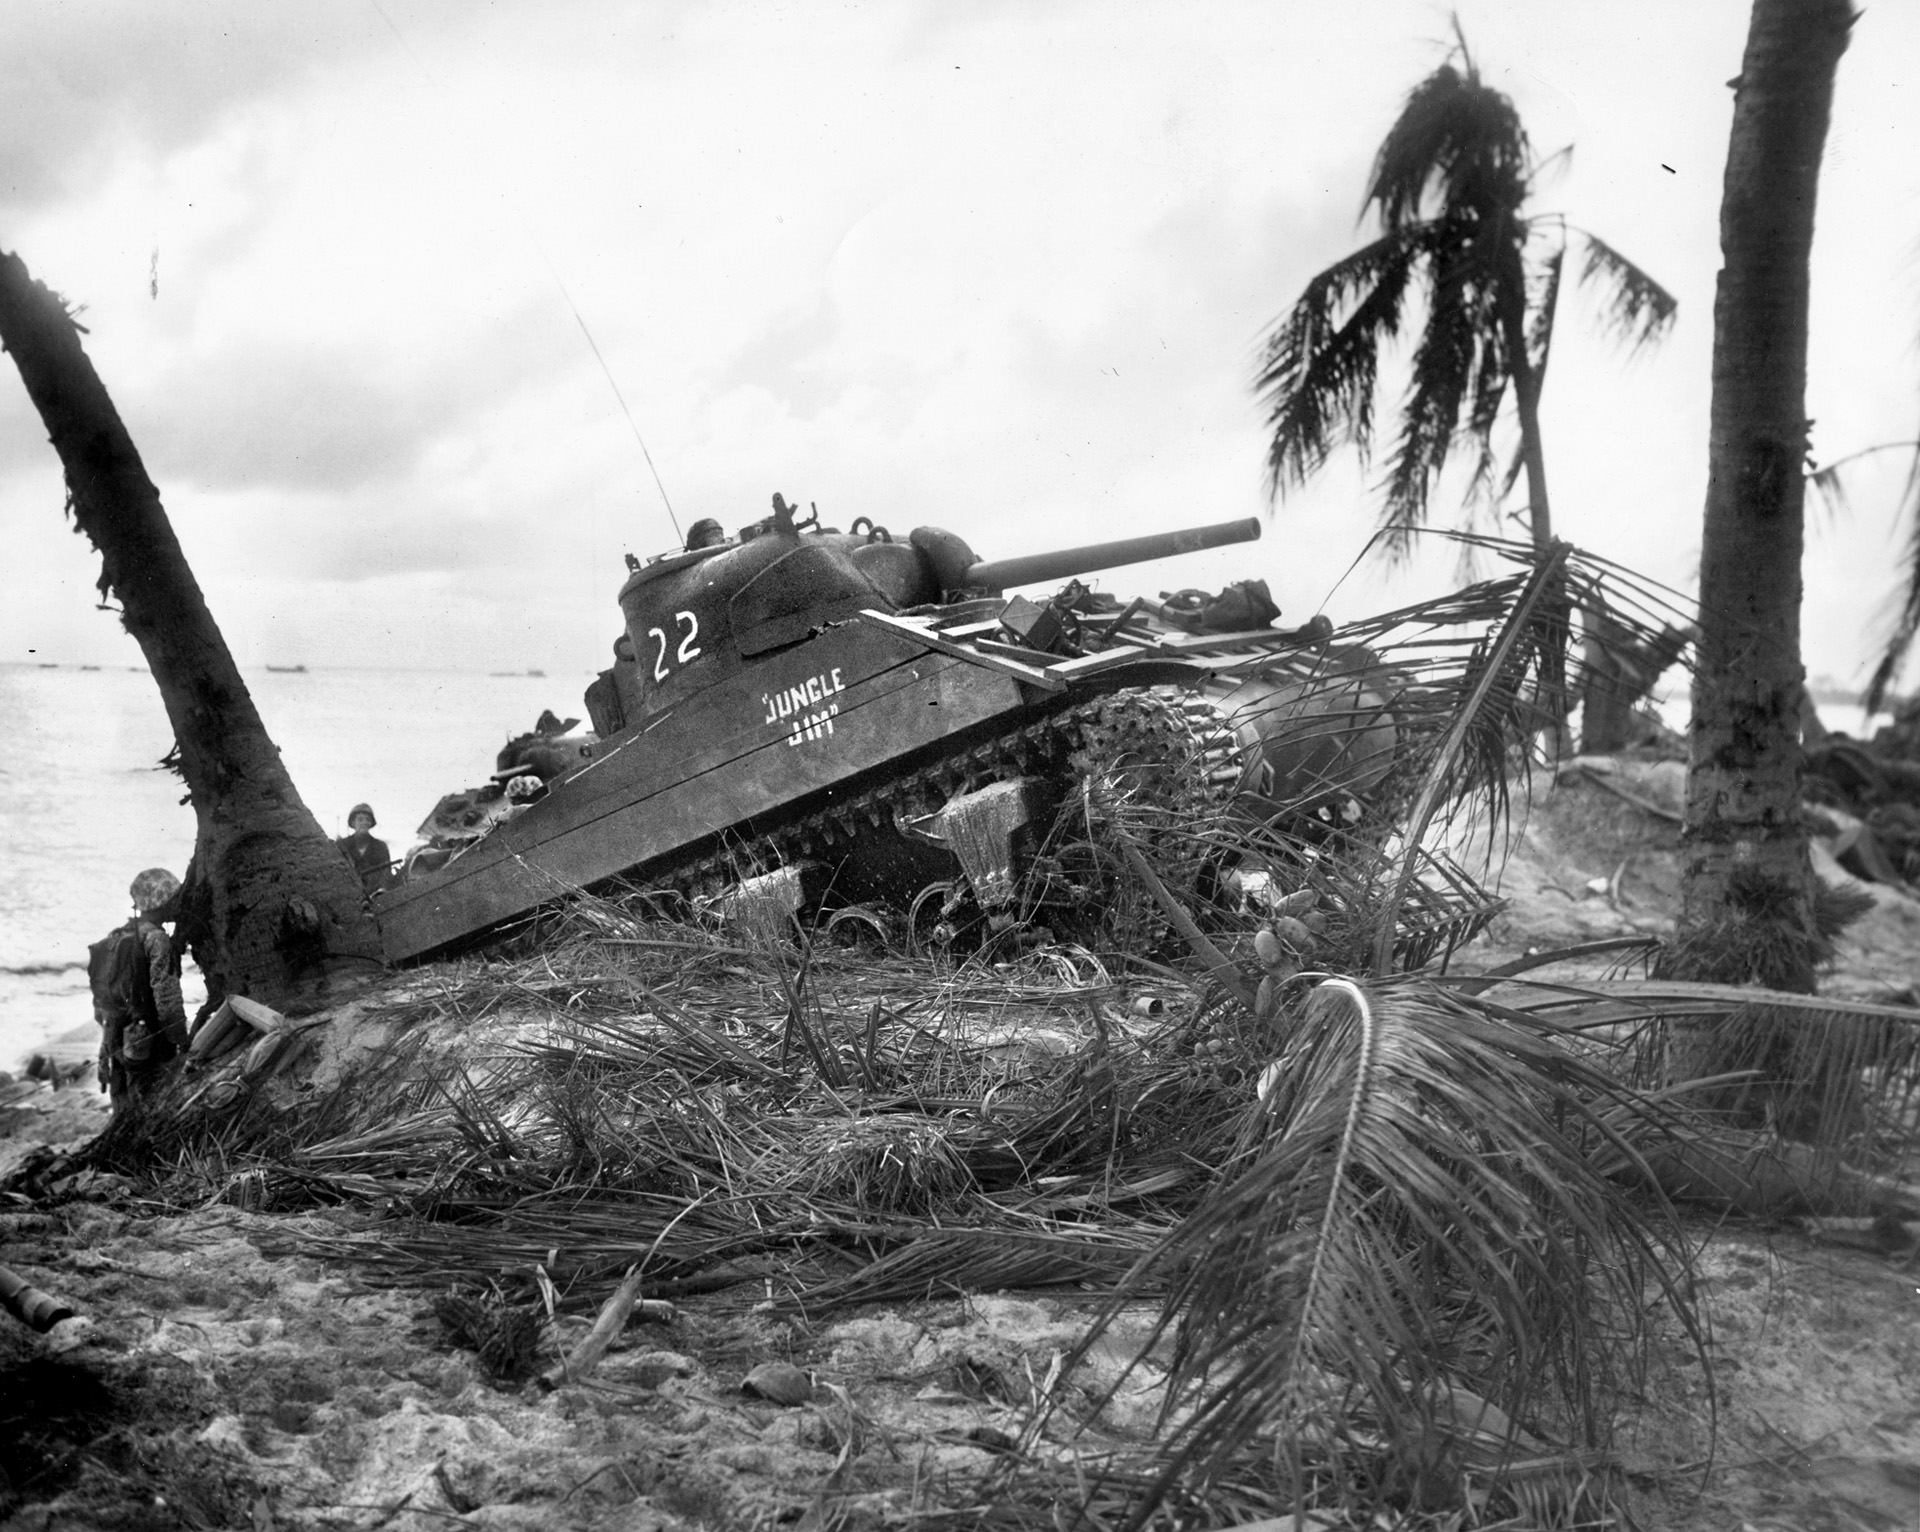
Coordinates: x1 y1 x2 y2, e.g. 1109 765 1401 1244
88 867 190 1103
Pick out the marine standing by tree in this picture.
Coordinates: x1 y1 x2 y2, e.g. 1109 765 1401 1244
0 250 382 1012
335 803 394 894
89 868 191 1104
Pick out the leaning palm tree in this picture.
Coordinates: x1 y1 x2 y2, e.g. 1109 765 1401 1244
0 250 384 1010
1258 27 1675 559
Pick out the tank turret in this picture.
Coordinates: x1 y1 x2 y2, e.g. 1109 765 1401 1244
585 494 1261 737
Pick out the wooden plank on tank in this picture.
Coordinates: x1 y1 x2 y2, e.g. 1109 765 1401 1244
854 610 1066 691
1149 629 1301 654
1041 645 1149 681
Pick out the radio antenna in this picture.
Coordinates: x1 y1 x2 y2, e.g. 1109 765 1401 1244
544 257 681 541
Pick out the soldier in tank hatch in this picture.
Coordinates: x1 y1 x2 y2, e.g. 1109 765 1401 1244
88 867 190 1104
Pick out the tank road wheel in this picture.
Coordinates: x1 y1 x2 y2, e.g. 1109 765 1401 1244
906 880 964 957
821 904 892 949
1026 833 1176 953
1020 838 1118 930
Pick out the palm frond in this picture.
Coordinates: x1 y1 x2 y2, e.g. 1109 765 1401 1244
1806 439 1918 525
1530 978 1920 1021
1865 447 1920 711
1367 53 1530 232
1371 542 1571 970
1575 231 1677 353
1256 228 1426 497
1516 976 1920 1156
1464 240 1535 506
1066 976 1700 1527
1794 438 1920 707
1222 533 1686 868
1258 30 1672 567
1527 229 1566 386
1806 460 1855 524
1377 217 1507 556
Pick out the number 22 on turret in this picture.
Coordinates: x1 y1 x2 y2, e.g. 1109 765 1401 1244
646 612 702 682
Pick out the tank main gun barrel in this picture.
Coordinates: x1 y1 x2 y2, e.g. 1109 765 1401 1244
961 516 1260 592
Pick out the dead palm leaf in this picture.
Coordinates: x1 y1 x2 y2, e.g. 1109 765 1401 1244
1258 31 1675 558
1059 976 1702 1527
1371 541 1570 970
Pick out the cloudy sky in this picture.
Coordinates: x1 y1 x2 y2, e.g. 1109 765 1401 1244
3 0 1917 690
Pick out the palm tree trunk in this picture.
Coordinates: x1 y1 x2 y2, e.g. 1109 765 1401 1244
1672 0 1853 992
1497 248 1570 750
0 250 382 1008
1502 296 1553 553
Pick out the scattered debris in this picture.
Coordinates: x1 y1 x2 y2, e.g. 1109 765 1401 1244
538 1266 673 1391
740 1360 815 1406
0 1265 75 1331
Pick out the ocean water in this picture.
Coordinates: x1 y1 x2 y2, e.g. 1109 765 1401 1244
0 663 594 1071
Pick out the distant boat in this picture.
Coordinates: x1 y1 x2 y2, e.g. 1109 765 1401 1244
265 664 309 674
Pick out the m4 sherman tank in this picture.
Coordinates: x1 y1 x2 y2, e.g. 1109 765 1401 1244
375 494 1396 962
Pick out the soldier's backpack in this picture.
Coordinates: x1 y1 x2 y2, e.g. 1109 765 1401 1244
87 921 157 1026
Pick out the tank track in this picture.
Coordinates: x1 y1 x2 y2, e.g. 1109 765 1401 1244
642 684 1243 913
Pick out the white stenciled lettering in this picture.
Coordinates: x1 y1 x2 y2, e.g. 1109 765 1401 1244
765 670 852 743
783 701 842 747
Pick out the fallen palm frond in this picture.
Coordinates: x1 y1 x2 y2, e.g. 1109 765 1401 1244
1500 975 1920 1210
1043 975 1704 1529
771 1225 1171 1314
128 914 1232 1319
1075 535 1691 985
1370 542 1571 970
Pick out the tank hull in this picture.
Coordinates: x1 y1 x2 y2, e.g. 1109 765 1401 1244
379 621 1055 961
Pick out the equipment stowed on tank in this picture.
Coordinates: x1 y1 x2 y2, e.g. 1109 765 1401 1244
375 493 1399 963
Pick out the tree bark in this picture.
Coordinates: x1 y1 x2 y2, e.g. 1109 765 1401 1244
0 250 382 1008
1673 0 1853 991
1499 268 1553 553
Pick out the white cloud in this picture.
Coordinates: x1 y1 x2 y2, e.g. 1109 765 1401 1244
0 0 1916 693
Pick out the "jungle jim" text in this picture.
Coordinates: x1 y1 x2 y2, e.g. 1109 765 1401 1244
762 668 846 745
